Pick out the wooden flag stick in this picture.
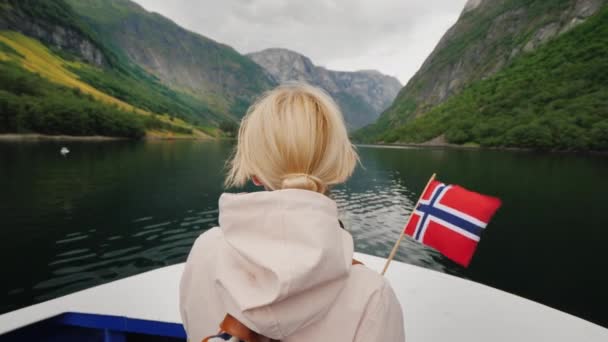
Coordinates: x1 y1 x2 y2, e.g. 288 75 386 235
381 173 437 275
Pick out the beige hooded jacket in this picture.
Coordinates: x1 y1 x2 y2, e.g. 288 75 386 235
179 189 405 341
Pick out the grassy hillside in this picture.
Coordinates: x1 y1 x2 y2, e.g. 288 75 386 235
0 31 137 113
0 0 238 137
0 60 141 138
0 31 203 138
65 0 274 118
355 5 608 151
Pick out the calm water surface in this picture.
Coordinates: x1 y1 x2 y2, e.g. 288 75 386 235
0 141 607 327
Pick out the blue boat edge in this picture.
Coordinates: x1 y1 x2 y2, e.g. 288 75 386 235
0 312 186 342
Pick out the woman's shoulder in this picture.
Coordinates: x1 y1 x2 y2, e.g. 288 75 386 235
186 227 223 261
348 264 396 296
194 226 222 245
325 263 399 315
181 227 223 295
346 266 405 341
305 263 404 340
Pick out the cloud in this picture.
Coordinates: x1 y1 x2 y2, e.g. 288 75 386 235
131 0 467 84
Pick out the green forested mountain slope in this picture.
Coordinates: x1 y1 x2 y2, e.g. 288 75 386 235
0 0 209 137
0 0 278 138
2 0 245 123
65 0 275 118
0 30 196 138
356 4 608 150
0 46 144 138
355 0 607 150
0 0 235 137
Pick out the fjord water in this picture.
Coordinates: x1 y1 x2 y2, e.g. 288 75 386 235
0 141 606 327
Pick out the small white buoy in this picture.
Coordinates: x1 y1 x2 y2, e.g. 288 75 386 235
60 147 70 156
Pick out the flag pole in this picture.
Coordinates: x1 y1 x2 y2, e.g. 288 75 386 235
381 173 436 275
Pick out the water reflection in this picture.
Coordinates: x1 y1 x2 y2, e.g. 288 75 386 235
1 141 607 327
334 146 463 276
0 141 231 311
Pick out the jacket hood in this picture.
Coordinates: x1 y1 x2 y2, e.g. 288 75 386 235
214 189 354 339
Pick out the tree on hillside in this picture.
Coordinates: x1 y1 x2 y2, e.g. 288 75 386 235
219 120 238 137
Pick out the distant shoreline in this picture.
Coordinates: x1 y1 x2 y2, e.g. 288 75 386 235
354 135 483 151
0 134 128 141
0 133 212 141
356 142 479 150
356 142 608 156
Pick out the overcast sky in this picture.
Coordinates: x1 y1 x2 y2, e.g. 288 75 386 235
131 0 467 84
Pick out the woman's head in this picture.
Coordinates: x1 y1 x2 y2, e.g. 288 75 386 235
225 83 359 193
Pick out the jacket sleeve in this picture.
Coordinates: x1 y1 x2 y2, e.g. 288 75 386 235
179 240 195 337
354 279 405 341
179 228 223 342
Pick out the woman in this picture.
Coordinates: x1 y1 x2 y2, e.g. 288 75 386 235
180 83 405 341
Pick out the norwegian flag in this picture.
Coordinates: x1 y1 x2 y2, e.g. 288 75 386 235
404 180 502 267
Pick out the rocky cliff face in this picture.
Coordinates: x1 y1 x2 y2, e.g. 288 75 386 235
247 48 402 130
376 0 606 127
0 3 106 67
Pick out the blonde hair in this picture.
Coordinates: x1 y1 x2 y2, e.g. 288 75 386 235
225 83 359 193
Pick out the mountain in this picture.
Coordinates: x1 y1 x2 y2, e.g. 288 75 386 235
0 0 202 138
355 0 608 150
65 0 275 118
247 48 402 130
0 0 276 138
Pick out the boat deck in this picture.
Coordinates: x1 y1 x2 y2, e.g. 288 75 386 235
0 253 606 341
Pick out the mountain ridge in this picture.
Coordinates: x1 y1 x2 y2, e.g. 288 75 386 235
355 1 608 150
247 47 401 130
0 0 282 138
0 0 235 137
65 0 275 118
358 0 605 133
354 0 607 150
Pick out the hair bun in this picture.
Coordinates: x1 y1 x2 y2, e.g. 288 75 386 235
281 173 326 193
